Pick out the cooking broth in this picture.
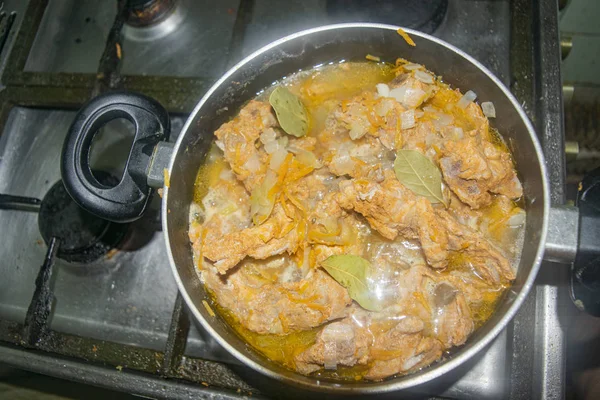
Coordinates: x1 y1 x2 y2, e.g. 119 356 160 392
188 60 525 381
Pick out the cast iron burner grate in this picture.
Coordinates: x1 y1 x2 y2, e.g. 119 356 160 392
326 0 448 33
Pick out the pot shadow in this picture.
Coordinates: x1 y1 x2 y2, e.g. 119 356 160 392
57 194 163 278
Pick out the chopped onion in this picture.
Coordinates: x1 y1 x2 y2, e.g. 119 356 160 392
481 101 496 118
215 140 224 151
400 109 415 129
425 133 438 146
423 105 438 113
374 99 394 117
349 122 368 140
403 63 422 71
358 187 377 201
259 128 277 145
243 153 261 172
376 83 390 98
330 153 354 174
433 113 453 128
288 146 321 168
508 209 526 227
414 70 434 84
264 140 278 154
414 110 424 118
457 90 477 109
269 148 288 170
264 136 288 154
403 88 426 108
250 170 277 224
219 168 234 180
388 86 407 103
453 127 464 140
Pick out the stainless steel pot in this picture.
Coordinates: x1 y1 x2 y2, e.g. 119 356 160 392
61 23 588 393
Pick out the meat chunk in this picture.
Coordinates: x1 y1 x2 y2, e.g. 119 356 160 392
436 209 515 283
203 267 351 335
203 204 300 274
336 171 513 282
439 120 522 208
324 133 392 181
366 316 443 380
295 314 372 374
190 177 252 262
431 283 474 348
337 171 449 269
214 100 277 191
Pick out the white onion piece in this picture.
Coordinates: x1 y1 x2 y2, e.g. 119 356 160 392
215 140 224 151
330 154 354 174
508 210 526 227
288 146 321 168
453 127 464 140
374 99 394 117
349 123 368 140
250 170 277 223
403 63 422 70
219 168 234 180
400 109 415 129
403 88 426 108
259 128 277 145
481 101 496 118
433 113 453 127
269 148 288 171
243 153 261 172
388 86 407 103
457 90 477 109
425 133 438 147
264 140 279 154
414 70 434 84
415 110 424 118
376 83 390 98
358 187 377 201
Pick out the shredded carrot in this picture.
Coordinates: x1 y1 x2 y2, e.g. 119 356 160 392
278 312 290 333
397 28 416 47
284 190 306 214
304 302 329 313
202 300 216 317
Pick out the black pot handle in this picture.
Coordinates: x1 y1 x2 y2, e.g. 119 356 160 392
61 91 170 223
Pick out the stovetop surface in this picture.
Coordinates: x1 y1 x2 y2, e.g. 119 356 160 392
0 1 566 399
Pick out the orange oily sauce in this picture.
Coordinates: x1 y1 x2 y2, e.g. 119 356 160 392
214 300 320 370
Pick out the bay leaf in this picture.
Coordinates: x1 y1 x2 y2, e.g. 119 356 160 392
321 255 382 312
269 86 309 137
394 149 447 206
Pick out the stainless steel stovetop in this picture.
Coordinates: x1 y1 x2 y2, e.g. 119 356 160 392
0 1 568 399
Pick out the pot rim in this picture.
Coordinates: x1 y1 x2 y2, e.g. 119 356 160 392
162 23 550 393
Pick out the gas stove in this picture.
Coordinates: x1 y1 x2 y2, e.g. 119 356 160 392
0 1 567 399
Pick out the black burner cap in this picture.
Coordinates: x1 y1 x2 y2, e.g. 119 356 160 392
38 175 128 263
125 0 177 27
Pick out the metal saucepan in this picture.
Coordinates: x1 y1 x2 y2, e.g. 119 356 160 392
61 24 597 393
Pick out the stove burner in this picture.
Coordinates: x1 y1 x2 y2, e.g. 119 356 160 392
38 176 128 263
125 0 177 27
326 0 448 34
